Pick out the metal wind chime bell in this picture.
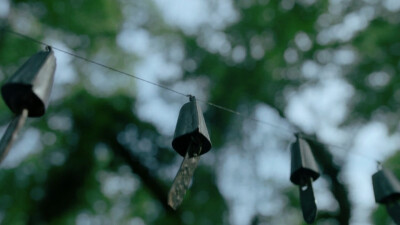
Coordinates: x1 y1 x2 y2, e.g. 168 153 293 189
372 168 400 225
168 95 212 210
0 46 56 163
290 134 320 224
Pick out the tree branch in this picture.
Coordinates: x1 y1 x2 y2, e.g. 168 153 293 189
107 138 183 224
308 139 351 225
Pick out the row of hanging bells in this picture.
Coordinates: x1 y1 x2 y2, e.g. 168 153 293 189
291 135 400 224
0 47 210 210
1 48 400 224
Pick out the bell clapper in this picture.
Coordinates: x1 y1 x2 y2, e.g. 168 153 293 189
168 141 201 210
0 108 29 163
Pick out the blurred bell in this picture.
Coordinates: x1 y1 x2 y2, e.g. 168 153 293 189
1 46 56 117
290 135 320 185
0 47 56 164
372 169 400 225
172 95 212 157
168 96 212 210
290 134 320 224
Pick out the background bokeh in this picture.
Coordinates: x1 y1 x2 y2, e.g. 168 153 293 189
0 0 400 224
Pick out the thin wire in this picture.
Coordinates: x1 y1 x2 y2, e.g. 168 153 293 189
2 29 386 166
5 29 190 98
201 100 381 164
6 29 293 133
198 99 295 133
298 133 381 164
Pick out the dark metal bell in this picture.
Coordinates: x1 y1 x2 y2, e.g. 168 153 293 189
0 47 56 165
168 96 212 210
1 47 56 117
290 135 320 185
372 169 400 225
372 169 400 204
172 96 212 157
290 135 320 224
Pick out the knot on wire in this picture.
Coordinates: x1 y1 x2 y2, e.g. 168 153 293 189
377 161 383 170
188 95 196 102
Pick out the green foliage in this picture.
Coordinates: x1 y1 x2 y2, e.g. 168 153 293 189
0 0 400 224
348 19 400 129
14 0 122 37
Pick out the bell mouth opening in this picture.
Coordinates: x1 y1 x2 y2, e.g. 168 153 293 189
1 83 45 117
290 168 320 185
377 193 400 204
172 131 212 157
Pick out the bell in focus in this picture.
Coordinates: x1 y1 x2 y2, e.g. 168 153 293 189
372 168 400 225
168 95 212 210
0 46 56 163
290 134 320 224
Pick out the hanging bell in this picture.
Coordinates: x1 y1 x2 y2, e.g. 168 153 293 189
172 95 212 157
2 46 56 117
0 46 56 163
168 96 212 210
372 168 400 225
290 134 320 224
